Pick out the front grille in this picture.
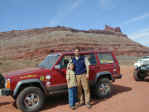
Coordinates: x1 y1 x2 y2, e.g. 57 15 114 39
0 73 5 89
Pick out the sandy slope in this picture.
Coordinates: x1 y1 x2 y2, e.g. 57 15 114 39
0 65 149 112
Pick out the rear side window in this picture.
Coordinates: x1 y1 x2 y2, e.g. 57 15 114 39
85 53 97 65
89 54 97 65
98 53 114 64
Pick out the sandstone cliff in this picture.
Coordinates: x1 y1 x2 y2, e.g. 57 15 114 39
0 25 149 60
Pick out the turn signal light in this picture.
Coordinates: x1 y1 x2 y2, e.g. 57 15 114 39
6 79 11 89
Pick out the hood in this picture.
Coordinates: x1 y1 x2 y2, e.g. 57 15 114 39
3 67 44 79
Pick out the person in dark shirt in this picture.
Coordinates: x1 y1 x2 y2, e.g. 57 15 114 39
72 47 91 109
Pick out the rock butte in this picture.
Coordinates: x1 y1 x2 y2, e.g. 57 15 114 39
0 25 149 60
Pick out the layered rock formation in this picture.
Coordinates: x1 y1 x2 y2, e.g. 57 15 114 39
0 25 149 60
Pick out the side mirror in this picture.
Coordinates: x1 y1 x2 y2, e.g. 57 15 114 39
54 64 61 69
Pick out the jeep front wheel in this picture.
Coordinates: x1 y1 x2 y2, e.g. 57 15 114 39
16 87 45 112
133 70 146 81
96 78 112 98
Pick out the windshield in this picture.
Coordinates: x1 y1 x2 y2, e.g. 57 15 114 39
137 56 149 61
39 54 60 69
142 56 149 59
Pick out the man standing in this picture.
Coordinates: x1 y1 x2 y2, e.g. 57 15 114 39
72 47 91 108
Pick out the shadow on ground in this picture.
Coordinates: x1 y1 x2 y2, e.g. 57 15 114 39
91 84 132 106
112 84 132 96
0 102 11 107
144 77 149 82
42 84 132 111
43 92 68 111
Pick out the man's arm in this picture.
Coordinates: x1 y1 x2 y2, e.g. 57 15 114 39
85 57 90 79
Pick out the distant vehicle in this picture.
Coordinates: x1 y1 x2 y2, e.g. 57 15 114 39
0 51 122 112
134 56 149 68
134 56 149 81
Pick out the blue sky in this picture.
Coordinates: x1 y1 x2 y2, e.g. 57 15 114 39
0 0 149 47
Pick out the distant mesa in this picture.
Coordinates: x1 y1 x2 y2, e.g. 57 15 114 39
104 25 121 32
0 25 126 38
53 25 125 37
0 25 149 60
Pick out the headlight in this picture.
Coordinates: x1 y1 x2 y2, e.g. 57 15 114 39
5 79 11 89
46 75 51 80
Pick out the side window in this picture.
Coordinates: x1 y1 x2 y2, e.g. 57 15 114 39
98 53 114 64
86 53 97 65
59 56 72 68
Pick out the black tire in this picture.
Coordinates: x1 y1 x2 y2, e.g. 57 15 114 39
133 71 145 81
16 87 45 112
0 73 5 89
96 78 112 98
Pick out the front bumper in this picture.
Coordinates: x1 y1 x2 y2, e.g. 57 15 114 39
0 88 11 96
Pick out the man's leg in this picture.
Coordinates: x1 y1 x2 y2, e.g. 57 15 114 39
81 74 90 105
76 75 84 104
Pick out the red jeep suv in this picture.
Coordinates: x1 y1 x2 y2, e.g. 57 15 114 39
0 51 122 112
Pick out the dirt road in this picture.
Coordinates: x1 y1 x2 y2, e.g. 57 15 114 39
0 65 149 112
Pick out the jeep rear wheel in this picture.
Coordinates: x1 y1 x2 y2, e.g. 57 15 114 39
16 87 45 112
96 78 112 98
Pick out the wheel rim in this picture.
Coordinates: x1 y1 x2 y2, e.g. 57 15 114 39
24 93 39 108
99 83 110 95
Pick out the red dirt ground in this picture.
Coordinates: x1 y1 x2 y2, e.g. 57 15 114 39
0 65 149 112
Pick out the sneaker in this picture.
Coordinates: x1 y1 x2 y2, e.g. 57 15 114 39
78 103 84 107
86 103 92 109
71 106 76 110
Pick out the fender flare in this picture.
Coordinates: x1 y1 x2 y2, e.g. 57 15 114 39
95 71 114 83
13 79 48 97
0 73 5 89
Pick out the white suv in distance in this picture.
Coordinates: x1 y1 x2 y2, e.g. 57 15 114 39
134 56 149 81
134 56 149 68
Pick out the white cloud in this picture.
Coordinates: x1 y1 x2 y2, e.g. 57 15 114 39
99 0 115 10
71 0 82 10
129 28 149 39
128 28 149 47
49 0 83 26
124 13 149 25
